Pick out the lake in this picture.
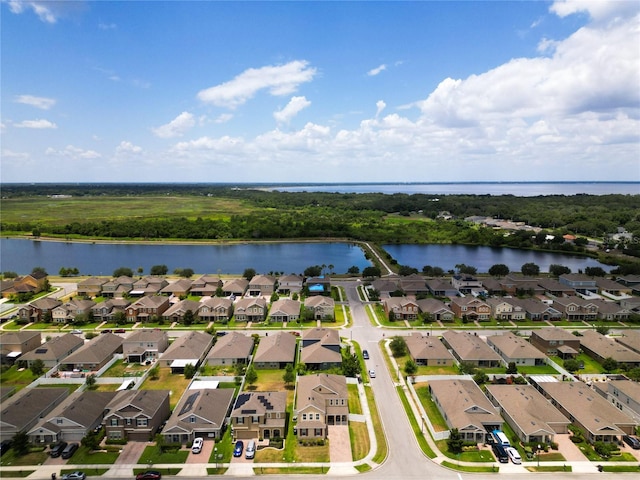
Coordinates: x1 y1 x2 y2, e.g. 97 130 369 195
383 244 612 273
1 238 611 276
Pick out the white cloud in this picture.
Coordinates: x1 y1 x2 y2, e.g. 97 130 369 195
214 113 233 124
375 100 386 118
197 60 317 109
273 96 311 124
14 94 56 110
7 0 57 23
367 64 387 76
115 141 143 155
1 149 29 159
98 22 117 30
152 112 195 138
46 145 101 159
15 119 57 129
550 0 640 21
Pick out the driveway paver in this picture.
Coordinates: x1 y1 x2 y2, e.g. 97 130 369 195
328 425 352 463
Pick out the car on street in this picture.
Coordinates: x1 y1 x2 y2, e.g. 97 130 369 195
362 350 369 359
135 471 162 480
191 437 204 454
233 440 244 457
70 329 82 334
623 435 640 449
61 472 86 480
369 369 376 378
114 328 126 333
505 447 522 464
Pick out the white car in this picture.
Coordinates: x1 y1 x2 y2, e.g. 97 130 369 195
369 369 376 378
505 446 521 464
191 437 204 454
61 473 86 480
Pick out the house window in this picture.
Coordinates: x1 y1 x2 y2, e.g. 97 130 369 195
236 417 244 424
302 414 307 421
110 418 118 426
190 416 196 423
137 418 148 426
56 419 63 424
316 414 320 420
126 418 132 426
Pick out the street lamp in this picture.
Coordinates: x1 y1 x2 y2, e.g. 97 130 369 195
537 444 541 467
214 447 218 468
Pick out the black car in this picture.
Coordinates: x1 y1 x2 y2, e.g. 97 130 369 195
61 442 79 459
623 435 640 449
362 350 370 360
0 440 12 456
136 471 162 480
50 441 68 458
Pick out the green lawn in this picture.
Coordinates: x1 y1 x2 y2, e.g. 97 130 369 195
440 461 498 473
414 383 448 432
0 365 40 392
396 386 436 458
347 383 362 414
550 353 604 374
138 445 189 464
0 449 48 467
68 445 120 464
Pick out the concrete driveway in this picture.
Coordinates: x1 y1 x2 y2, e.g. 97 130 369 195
186 438 215 464
553 433 588 461
328 425 352 462
114 440 148 465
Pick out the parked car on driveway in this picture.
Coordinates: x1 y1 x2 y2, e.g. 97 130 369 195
623 435 640 449
505 447 522 464
135 471 161 480
61 442 79 459
191 437 203 454
61 472 86 480
233 440 244 457
49 441 67 458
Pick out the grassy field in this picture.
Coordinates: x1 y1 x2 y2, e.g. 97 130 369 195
1 196 254 225
0 365 40 392
137 445 189 464
414 383 448 432
347 383 362 414
349 420 370 460
139 367 191 408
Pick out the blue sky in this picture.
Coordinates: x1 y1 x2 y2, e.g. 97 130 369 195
2 0 639 183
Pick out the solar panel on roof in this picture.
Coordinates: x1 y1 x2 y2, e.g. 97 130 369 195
178 391 200 416
35 348 48 354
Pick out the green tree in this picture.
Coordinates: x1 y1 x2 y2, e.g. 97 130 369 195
113 266 134 277
488 264 510 276
362 266 381 278
347 266 360 275
596 325 610 335
447 428 464 454
270 292 280 302
184 363 196 379
86 373 97 389
174 267 194 278
243 268 257 280
602 357 618 373
455 263 477 275
549 264 571 277
341 347 361 377
149 364 160 380
30 359 45 377
245 365 258 386
113 311 127 325
150 264 168 275
183 309 195 326
473 370 489 385
404 359 418 375
303 265 322 277
2 271 19 279
283 364 295 387
11 431 30 456
506 362 518 374
459 362 477 375
521 262 540 276
389 336 407 357
563 358 580 373
81 430 101 451
585 266 606 277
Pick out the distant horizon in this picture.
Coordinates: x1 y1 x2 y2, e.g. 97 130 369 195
3 180 639 185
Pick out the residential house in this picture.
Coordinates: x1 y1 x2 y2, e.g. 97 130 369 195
28 391 117 444
20 333 84 368
160 278 193 297
579 330 640 367
517 298 562 322
234 297 267 323
481 278 507 296
190 275 222 297
382 296 420 320
404 332 454 366
123 329 169 364
440 330 502 368
486 332 547 366
0 331 41 364
161 388 234 444
597 380 640 424
295 374 348 439
0 387 69 442
616 330 640 355
51 298 96 324
372 276 402 295
537 381 636 443
615 274 640 288
0 271 48 299
592 300 631 321
248 275 277 297
17 297 62 323
425 278 459 298
103 389 170 441
485 385 570 444
101 276 134 297
486 298 526 322
60 332 123 372
162 299 202 323
277 274 303 294
268 298 301 322
537 278 577 297
451 274 484 295
230 391 287 440
76 277 108 298
205 332 254 366
449 297 491 321
159 331 213 372
130 276 169 296
198 297 233 323
428 379 503 442
399 274 429 296
595 278 633 297
253 332 297 369
501 275 545 296
529 328 580 358
304 296 335 320
126 296 170 323
222 278 248 297
300 328 342 370
305 276 331 296
91 298 131 322
416 298 454 322
552 297 598 321
558 274 598 295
